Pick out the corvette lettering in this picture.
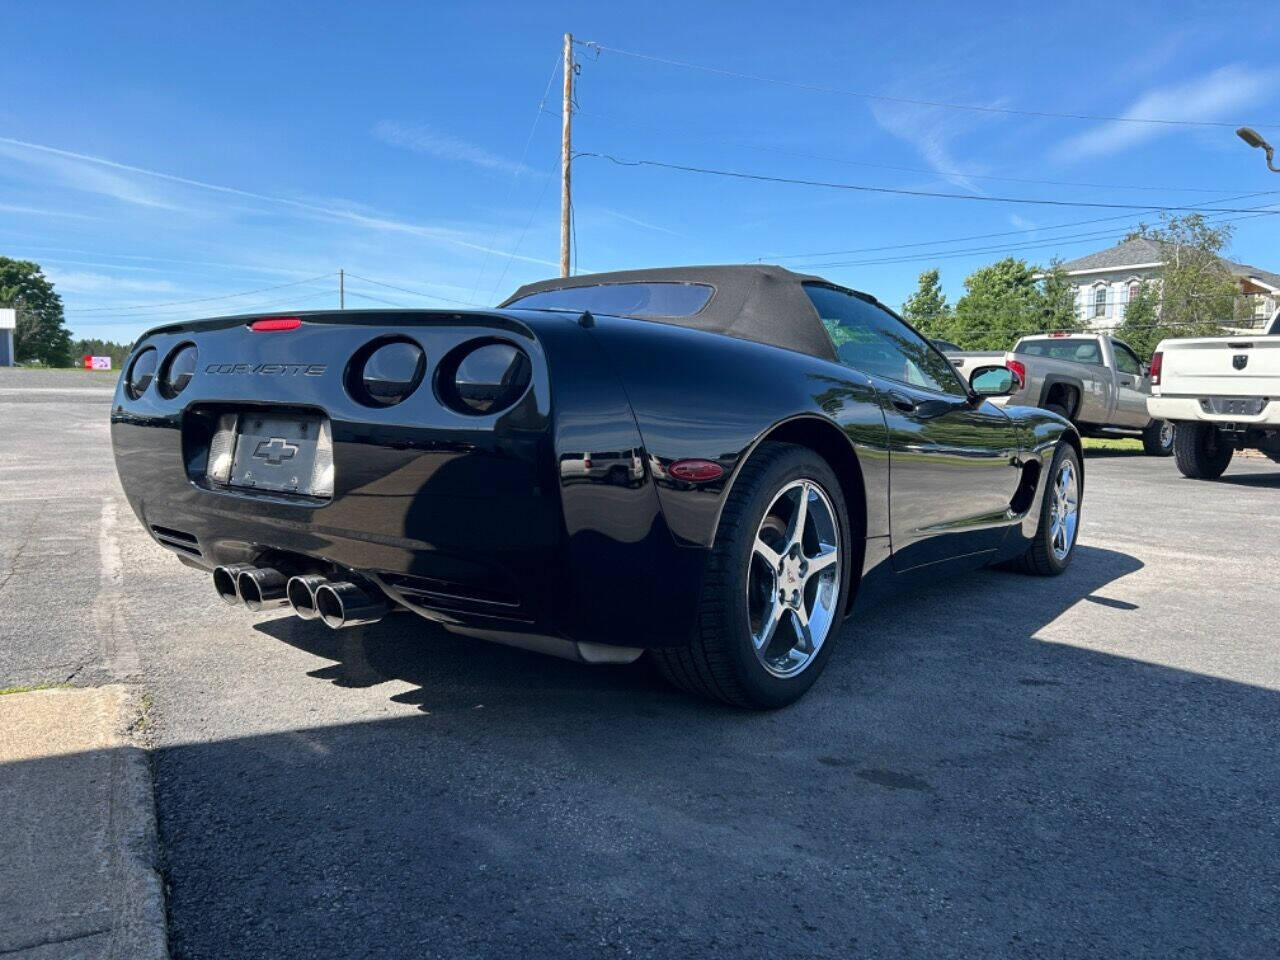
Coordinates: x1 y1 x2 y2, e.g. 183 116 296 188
204 362 326 376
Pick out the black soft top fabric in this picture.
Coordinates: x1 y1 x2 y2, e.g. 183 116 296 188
502 264 862 362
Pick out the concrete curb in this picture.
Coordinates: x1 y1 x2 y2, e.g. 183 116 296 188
109 688 170 960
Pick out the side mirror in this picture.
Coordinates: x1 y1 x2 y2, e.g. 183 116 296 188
969 365 1018 397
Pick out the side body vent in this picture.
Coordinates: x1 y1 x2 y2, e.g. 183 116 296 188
150 525 202 556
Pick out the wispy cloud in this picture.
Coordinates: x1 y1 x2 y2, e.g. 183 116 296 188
1053 65 1280 162
0 140 186 211
0 203 101 221
0 136 558 268
598 208 686 238
868 74 1005 193
372 120 528 176
45 270 179 295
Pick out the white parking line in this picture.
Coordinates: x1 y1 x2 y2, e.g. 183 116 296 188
94 497 140 679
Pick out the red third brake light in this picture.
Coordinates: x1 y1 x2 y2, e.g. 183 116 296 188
1006 359 1026 390
250 316 302 332
1150 351 1163 386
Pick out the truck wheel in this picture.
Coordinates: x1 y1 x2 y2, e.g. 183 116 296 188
1045 403 1071 422
1172 423 1233 479
1141 419 1175 457
1003 441 1081 577
652 442 852 709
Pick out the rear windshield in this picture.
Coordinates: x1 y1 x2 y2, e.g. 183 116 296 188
506 282 713 318
1016 338 1102 365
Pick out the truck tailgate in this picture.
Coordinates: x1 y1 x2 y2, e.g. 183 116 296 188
1159 336 1280 396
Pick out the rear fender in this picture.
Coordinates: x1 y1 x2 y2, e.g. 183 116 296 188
582 313 891 550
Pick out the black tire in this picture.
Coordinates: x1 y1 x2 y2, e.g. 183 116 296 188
1045 402 1071 422
1141 419 1175 457
1173 423 1233 479
652 442 853 709
1004 441 1082 577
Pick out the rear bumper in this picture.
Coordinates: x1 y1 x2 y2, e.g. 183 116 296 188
1148 395 1280 426
110 310 706 650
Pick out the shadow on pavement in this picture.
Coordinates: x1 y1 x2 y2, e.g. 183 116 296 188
1208 468 1280 488
1081 447 1145 459
136 545 1278 959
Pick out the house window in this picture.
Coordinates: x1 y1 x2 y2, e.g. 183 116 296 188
1093 285 1108 318
1128 281 1142 303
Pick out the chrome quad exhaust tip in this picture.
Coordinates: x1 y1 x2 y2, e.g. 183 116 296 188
286 574 329 621
313 581 389 629
235 567 291 612
212 564 255 606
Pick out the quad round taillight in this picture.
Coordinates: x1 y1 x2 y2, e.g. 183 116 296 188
125 347 158 400
158 343 198 398
348 337 426 407
438 341 532 416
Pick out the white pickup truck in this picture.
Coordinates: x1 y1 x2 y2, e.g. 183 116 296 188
982 333 1173 455
1147 311 1280 479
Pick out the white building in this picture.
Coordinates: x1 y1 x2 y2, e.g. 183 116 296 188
0 309 14 366
1056 237 1280 330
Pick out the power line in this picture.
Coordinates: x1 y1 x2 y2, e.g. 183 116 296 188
759 192 1280 261
64 273 335 313
67 288 340 326
792 211 1276 269
576 40 1280 129
467 52 564 303
488 156 560 302
569 107 1239 195
343 273 487 307
577 152 1280 215
342 289 405 308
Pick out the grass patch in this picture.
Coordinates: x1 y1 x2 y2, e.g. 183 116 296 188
0 682 70 696
1083 436 1143 452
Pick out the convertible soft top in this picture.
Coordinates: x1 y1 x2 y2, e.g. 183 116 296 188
502 264 873 362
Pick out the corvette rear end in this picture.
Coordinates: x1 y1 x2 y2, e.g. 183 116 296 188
110 308 674 665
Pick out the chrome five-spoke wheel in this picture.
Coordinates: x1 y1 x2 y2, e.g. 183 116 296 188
1049 458 1079 561
747 479 842 678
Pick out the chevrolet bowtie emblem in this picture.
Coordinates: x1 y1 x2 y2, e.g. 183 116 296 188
253 437 299 465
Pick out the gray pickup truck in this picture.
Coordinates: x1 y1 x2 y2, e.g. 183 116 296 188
988 333 1173 456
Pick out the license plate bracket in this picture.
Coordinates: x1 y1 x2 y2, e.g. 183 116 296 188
229 413 330 496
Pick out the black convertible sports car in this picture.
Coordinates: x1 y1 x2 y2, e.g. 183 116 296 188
111 265 1082 707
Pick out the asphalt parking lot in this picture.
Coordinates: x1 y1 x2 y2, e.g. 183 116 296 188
3 368 1279 959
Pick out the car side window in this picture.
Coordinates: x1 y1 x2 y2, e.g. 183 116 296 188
1113 342 1142 375
804 284 967 397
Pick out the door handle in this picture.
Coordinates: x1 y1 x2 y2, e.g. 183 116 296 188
888 392 918 414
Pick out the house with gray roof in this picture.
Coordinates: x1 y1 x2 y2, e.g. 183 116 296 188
1056 237 1280 330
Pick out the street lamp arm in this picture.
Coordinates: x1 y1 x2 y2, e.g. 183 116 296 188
1237 127 1280 173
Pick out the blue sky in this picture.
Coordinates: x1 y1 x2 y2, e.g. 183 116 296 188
3 0 1279 343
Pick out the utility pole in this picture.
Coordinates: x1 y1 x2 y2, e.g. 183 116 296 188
339 269 345 309
560 32 573 277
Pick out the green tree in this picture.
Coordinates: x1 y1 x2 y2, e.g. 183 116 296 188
902 269 952 338
1115 281 1161 359
952 257 1040 349
71 338 132 368
1115 214 1243 358
1037 258 1080 334
0 258 71 366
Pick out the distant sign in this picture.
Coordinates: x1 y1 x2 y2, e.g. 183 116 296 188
83 355 113 371
0 308 14 330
